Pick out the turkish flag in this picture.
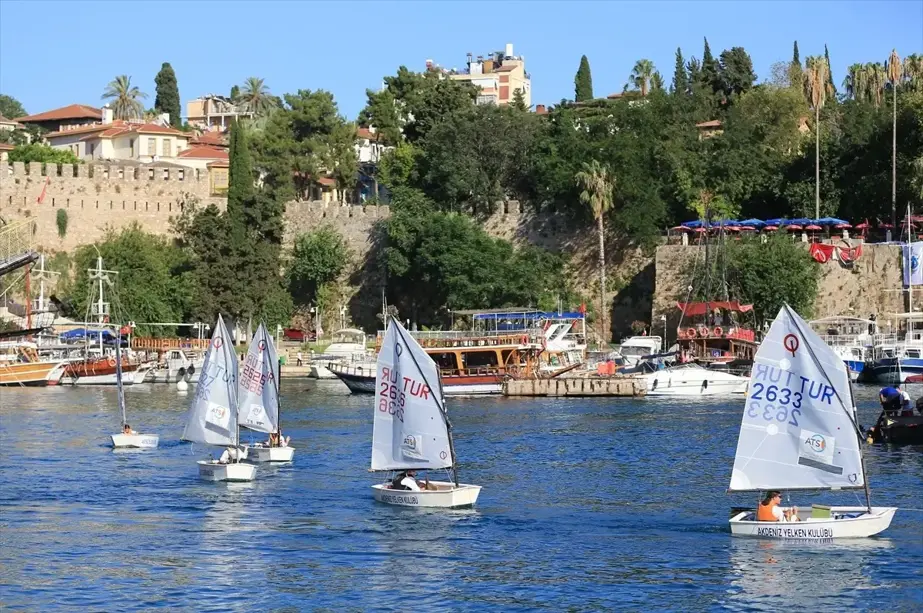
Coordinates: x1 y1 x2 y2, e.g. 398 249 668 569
37 177 50 203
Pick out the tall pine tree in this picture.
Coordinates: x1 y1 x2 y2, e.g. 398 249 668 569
153 62 182 128
788 41 803 89
575 55 594 102
511 88 528 111
825 44 837 96
672 47 688 95
701 38 721 93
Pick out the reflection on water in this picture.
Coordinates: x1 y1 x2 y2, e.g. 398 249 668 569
0 382 920 610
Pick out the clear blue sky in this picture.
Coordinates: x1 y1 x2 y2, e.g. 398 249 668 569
1 0 922 120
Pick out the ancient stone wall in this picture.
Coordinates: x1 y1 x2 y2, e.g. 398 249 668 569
650 242 905 343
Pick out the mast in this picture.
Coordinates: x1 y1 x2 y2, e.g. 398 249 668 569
116 331 127 426
908 202 914 318
846 376 873 512
275 355 282 438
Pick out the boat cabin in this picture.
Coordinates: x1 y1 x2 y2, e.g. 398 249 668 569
676 301 757 367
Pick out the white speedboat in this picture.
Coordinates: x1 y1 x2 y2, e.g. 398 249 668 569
639 363 748 396
370 317 482 508
617 335 664 367
727 304 896 539
371 481 482 508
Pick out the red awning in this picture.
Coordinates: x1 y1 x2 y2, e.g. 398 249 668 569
676 301 754 316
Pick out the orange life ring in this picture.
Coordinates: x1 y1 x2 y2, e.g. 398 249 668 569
687 327 697 338
714 326 723 337
108 356 116 366
698 327 709 338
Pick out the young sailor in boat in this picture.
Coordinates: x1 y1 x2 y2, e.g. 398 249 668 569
264 432 290 447
390 469 432 491
756 491 800 522
217 447 244 464
122 424 136 435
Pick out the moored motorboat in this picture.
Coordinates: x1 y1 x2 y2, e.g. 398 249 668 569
639 362 749 396
727 304 896 539
370 316 481 508
865 413 923 445
0 342 68 386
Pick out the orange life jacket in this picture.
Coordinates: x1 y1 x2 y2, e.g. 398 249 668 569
757 501 778 521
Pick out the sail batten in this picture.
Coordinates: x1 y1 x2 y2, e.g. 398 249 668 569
729 304 865 492
371 317 453 471
238 323 279 434
182 315 239 447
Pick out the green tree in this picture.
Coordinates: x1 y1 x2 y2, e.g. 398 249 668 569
377 142 421 190
238 77 277 116
727 234 820 326
288 226 350 307
804 56 830 218
230 85 240 101
789 41 803 89
672 48 688 95
153 62 182 128
102 75 147 120
575 55 594 102
824 44 837 96
511 88 528 111
56 209 68 239
358 87 402 144
701 38 721 93
629 59 656 96
719 47 757 96
8 144 80 164
0 94 26 119
575 159 614 343
888 49 903 229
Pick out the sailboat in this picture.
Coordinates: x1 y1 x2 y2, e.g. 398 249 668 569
182 314 256 482
370 316 481 508
728 304 896 539
110 331 159 449
240 323 294 463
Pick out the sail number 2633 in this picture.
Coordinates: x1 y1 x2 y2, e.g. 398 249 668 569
379 382 405 423
748 383 802 426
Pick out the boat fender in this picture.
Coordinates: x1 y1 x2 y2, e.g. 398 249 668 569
521 335 528 345
108 356 116 367
714 326 723 337
687 327 697 338
178 366 187 379
188 365 195 375
652 379 658 391
702 380 709 390
698 327 709 338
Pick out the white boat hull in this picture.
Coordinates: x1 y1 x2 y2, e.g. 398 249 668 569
197 460 257 482
646 374 748 396
310 364 337 379
729 506 897 539
244 445 295 463
371 481 482 508
110 433 159 449
65 371 136 386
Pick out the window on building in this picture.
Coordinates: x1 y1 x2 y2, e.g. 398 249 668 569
88 143 96 158
129 138 135 157
210 168 229 195
147 138 157 155
162 139 172 157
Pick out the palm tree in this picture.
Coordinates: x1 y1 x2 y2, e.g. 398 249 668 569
904 54 923 92
630 59 656 96
866 62 887 107
237 77 277 116
575 160 614 345
888 49 903 230
843 63 867 101
102 75 146 120
650 71 665 92
804 56 830 219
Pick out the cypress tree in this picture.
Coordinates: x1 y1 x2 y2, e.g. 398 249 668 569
825 44 837 95
789 41 803 89
702 38 720 92
153 62 182 128
230 85 240 101
672 47 688 95
574 55 594 102
793 40 801 65
226 121 253 230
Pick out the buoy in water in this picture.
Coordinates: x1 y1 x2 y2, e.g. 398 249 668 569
176 379 189 392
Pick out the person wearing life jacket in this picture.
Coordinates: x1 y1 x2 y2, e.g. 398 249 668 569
391 469 424 491
757 491 799 522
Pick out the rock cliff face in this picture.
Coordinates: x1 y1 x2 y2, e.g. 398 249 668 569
650 243 906 343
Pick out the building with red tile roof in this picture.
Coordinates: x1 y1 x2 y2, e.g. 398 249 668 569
15 104 102 132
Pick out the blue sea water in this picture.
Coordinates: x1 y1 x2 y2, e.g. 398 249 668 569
1 381 921 611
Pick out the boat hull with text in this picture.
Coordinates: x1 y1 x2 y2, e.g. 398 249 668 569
729 506 897 539
197 460 257 482
243 445 295 463
371 481 482 508
332 363 502 396
111 433 159 449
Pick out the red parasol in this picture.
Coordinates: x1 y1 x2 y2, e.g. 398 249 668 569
786 224 804 231
739 226 756 232
764 225 779 231
724 225 742 232
854 221 870 229
835 223 852 229
805 224 822 231
670 225 691 232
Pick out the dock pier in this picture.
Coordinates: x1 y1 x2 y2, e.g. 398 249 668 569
503 377 646 397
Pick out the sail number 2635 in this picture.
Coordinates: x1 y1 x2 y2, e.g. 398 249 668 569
379 382 405 423
748 384 802 426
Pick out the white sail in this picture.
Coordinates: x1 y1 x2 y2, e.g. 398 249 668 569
238 323 279 434
182 315 239 447
115 335 126 425
729 304 865 492
371 318 452 471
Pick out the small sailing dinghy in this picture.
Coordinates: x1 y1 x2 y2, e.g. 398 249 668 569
728 304 896 539
110 332 159 449
370 316 481 508
240 323 294 463
182 314 256 482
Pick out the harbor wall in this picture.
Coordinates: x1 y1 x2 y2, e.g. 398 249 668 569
651 243 905 342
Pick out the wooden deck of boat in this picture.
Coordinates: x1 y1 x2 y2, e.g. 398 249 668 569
503 377 646 397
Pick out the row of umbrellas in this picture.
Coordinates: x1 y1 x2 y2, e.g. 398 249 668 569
674 217 914 233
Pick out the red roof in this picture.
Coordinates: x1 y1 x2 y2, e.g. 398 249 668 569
47 120 189 140
695 120 723 129
317 177 336 187
676 301 754 316
495 64 517 73
177 146 229 160
0 143 14 152
207 160 229 168
356 127 379 141
191 131 228 147
16 104 102 123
